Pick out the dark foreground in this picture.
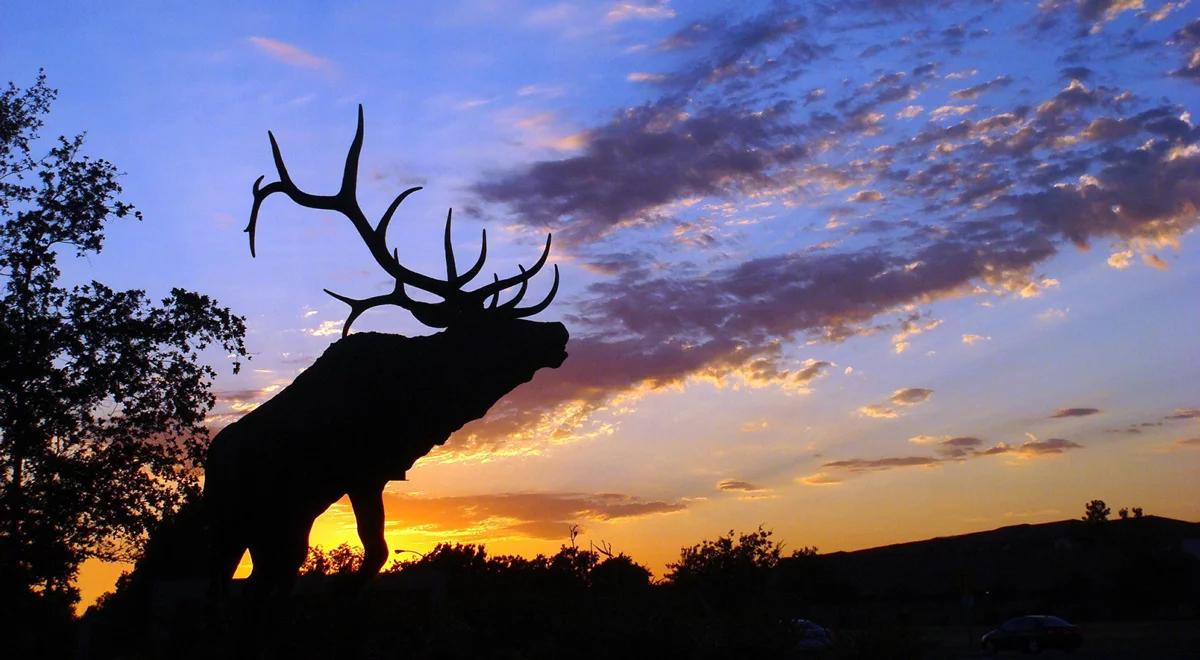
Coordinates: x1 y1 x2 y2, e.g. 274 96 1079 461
75 574 1200 660
16 517 1200 658
76 576 1200 660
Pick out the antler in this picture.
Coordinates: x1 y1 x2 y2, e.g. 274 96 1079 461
247 105 559 336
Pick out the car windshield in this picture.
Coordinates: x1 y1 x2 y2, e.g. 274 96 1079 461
1041 616 1072 627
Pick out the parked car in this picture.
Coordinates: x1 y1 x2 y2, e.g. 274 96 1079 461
791 618 834 651
982 615 1082 654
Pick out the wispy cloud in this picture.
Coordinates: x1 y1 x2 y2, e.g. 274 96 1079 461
1049 407 1101 418
803 432 1083 484
1166 408 1200 420
247 36 336 77
626 71 669 83
607 2 675 23
1038 307 1070 322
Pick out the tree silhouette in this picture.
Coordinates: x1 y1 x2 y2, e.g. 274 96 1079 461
1118 507 1129 519
301 543 365 576
0 72 247 606
1132 506 1144 518
1083 499 1111 523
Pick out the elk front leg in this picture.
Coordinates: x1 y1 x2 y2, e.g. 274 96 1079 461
348 479 389 582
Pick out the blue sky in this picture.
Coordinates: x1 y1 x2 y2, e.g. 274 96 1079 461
5 0 1199 604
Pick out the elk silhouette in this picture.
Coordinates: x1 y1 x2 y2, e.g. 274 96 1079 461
204 106 568 595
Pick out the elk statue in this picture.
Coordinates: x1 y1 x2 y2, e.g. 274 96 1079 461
204 106 568 595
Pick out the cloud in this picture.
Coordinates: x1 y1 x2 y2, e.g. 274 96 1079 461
373 491 685 542
1013 437 1083 454
455 98 494 111
859 404 898 419
848 189 884 203
890 387 933 406
1170 20 1200 81
437 1 1200 461
1049 407 1102 418
247 36 335 76
627 72 669 83
799 472 841 486
716 479 765 492
962 333 990 344
517 84 566 98
213 382 286 416
607 2 675 22
214 388 266 403
810 432 1082 483
892 313 941 354
823 456 940 471
307 319 345 337
1038 0 1146 34
931 104 975 120
908 434 945 445
1107 249 1134 269
795 359 834 385
950 75 1012 100
1038 307 1070 322
1166 407 1200 420
1174 437 1200 449
935 436 985 458
474 99 804 245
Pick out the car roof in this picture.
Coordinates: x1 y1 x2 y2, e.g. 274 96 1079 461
1005 615 1072 625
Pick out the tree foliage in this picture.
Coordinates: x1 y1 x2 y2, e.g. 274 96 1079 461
0 72 247 601
1083 499 1111 524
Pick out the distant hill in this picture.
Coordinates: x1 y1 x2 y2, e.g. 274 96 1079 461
780 516 1200 625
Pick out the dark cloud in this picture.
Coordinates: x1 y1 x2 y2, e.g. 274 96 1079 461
950 75 1013 99
823 456 940 471
660 21 710 51
795 360 833 383
652 4 817 92
1176 437 1200 448
375 491 685 542
936 436 984 458
1060 66 1093 80
716 479 764 492
1015 437 1083 454
214 389 265 403
473 100 804 244
890 387 933 406
1166 407 1200 420
807 432 1083 483
1049 407 1102 418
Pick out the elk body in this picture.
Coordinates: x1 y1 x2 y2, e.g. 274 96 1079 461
205 107 567 595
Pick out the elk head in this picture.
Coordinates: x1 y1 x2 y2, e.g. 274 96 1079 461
244 105 565 361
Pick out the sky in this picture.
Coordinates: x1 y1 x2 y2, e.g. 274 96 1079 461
4 0 1199 609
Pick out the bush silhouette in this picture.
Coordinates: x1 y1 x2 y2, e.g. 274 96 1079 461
1083 499 1111 523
